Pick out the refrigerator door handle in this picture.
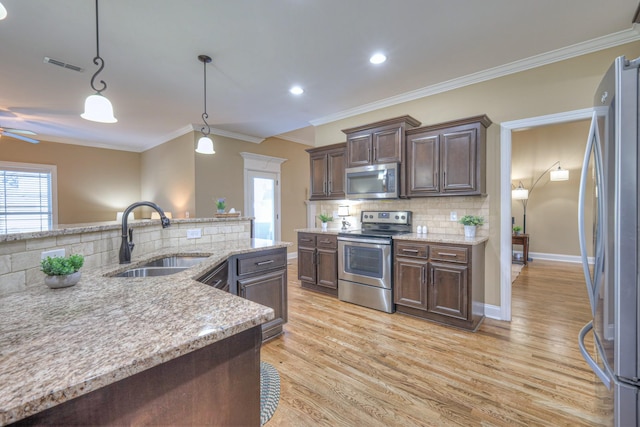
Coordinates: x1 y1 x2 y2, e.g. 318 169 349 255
578 321 611 389
578 112 605 317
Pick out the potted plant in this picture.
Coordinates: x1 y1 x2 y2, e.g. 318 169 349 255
458 215 484 238
513 225 522 235
41 254 84 289
216 197 226 214
318 213 333 231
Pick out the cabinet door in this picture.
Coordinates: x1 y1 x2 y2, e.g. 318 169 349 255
406 132 439 195
428 262 468 320
309 153 328 199
316 247 338 289
441 127 477 193
298 246 316 283
239 269 287 336
394 257 428 310
373 125 402 164
347 132 373 167
327 150 346 198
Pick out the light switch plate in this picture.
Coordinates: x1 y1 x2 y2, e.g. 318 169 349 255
187 228 202 239
41 249 65 260
450 211 457 221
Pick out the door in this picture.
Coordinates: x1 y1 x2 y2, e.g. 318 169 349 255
394 257 427 309
406 132 439 195
441 126 477 193
246 170 280 241
428 262 468 320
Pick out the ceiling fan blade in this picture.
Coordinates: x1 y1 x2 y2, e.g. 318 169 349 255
2 131 39 144
5 128 37 135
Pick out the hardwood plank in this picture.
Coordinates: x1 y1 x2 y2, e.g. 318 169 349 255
261 260 612 426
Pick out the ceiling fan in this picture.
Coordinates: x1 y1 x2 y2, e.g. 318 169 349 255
0 126 39 143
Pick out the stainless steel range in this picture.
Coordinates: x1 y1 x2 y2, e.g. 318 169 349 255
337 210 412 313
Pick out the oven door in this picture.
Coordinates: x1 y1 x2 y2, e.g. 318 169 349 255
338 237 391 289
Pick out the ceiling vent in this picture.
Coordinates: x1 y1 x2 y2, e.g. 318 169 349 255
43 57 84 72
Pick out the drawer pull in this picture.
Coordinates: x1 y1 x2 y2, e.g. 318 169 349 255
320 239 331 244
256 259 275 266
301 238 313 242
402 249 419 253
437 252 458 257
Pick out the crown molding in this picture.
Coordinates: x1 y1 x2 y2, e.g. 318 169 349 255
273 134 315 146
310 26 640 126
189 124 265 144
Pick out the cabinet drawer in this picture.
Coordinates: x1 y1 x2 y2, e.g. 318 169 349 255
395 241 429 259
298 233 316 247
316 235 337 249
430 245 468 263
197 260 229 292
237 249 287 276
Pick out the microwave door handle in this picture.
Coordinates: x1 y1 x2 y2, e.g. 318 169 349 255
382 170 388 192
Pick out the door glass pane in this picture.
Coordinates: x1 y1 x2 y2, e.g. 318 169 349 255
344 245 383 278
253 177 274 240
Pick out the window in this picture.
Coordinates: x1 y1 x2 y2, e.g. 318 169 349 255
0 161 57 234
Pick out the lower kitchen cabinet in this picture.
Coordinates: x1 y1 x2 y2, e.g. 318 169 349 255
229 247 288 341
393 240 485 331
297 232 338 296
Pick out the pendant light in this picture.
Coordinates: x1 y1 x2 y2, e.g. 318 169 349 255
0 2 7 20
81 0 117 123
195 54 215 154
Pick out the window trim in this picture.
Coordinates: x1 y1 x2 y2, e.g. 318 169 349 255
0 161 58 232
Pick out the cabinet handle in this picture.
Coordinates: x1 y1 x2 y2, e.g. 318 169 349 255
323 181 326 194
320 239 331 244
443 170 446 187
421 267 426 285
256 259 275 266
402 249 419 253
431 269 435 284
301 238 313 242
373 146 376 161
328 181 332 194
437 252 458 257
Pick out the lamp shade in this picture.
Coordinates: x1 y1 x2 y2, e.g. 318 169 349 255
0 2 7 20
338 205 350 217
550 167 569 181
81 93 117 123
512 187 529 200
196 136 215 154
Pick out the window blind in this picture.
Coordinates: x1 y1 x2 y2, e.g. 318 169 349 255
0 168 53 234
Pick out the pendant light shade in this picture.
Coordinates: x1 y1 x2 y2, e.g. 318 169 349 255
549 164 569 181
511 182 529 200
81 93 117 123
195 54 214 154
82 0 117 123
196 136 215 154
0 2 8 20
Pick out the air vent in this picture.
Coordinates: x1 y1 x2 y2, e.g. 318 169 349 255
43 57 84 73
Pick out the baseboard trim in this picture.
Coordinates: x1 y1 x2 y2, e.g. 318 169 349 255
287 252 298 261
484 304 503 320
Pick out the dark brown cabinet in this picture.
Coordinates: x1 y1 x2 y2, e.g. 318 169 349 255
231 247 288 341
342 115 421 168
393 240 485 331
297 232 338 296
307 143 346 200
405 115 491 197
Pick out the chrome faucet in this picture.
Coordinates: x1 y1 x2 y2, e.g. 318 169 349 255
119 201 171 264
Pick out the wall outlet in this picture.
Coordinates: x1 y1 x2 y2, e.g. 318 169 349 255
186 228 202 239
450 211 458 221
41 249 65 260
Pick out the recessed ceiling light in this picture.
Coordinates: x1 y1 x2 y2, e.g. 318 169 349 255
290 86 304 95
369 53 387 64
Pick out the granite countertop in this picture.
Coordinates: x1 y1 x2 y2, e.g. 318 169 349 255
393 233 488 245
0 217 252 243
295 228 341 235
0 238 290 426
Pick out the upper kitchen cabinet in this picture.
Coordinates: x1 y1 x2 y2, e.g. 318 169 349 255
307 143 346 200
342 116 421 168
405 115 492 197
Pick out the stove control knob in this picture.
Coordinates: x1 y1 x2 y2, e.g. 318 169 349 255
401 215 406 220
395 215 399 219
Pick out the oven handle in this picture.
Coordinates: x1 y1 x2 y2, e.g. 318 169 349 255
338 236 392 246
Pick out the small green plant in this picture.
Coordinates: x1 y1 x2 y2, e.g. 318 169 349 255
458 215 485 226
41 254 84 276
215 197 226 210
318 213 333 223
513 225 522 234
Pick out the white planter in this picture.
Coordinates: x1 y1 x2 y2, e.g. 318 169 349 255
464 225 477 238
321 222 328 232
44 271 81 289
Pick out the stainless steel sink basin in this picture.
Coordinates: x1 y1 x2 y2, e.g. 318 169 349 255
139 255 209 268
112 266 189 277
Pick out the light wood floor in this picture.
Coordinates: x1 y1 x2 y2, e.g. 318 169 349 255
261 260 612 427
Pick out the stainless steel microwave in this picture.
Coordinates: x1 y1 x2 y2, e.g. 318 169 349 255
344 163 399 199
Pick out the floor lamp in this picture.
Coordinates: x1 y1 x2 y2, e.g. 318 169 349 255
512 160 569 234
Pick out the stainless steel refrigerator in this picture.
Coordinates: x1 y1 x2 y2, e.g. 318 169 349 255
578 55 640 426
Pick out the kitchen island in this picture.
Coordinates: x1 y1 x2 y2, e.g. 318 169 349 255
0 237 290 426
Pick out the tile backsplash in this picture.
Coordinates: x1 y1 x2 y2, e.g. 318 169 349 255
312 195 490 236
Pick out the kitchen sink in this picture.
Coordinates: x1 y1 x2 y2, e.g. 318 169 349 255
111 255 210 278
112 266 189 277
138 255 210 268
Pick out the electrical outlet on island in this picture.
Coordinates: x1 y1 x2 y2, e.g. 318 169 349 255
186 229 202 239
